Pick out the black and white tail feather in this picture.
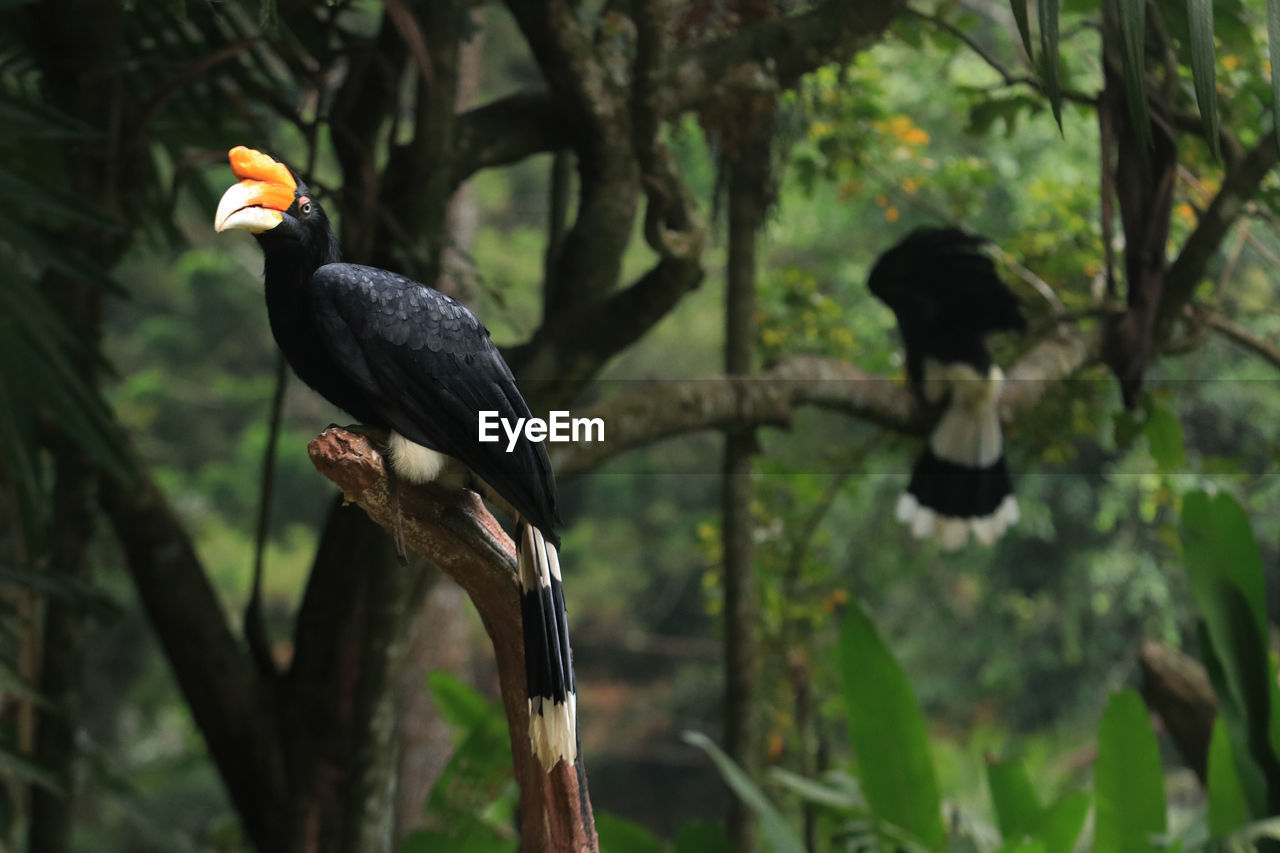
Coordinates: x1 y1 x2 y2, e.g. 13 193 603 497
381 435 576 771
518 522 577 771
895 361 1020 549
868 227 1026 550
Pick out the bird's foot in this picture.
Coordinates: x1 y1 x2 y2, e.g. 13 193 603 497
385 460 410 566
327 423 390 444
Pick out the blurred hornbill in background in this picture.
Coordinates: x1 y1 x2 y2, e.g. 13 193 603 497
214 146 575 771
869 228 1026 550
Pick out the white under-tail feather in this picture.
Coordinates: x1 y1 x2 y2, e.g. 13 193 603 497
896 362 1019 549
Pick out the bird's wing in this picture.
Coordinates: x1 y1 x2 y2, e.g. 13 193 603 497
869 228 1024 334
309 262 560 533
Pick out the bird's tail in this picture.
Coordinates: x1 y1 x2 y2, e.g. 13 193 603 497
895 364 1019 549
517 522 577 772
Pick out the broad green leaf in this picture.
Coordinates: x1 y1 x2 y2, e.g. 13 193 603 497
421 675 513 842
1011 0 1033 61
1037 0 1062 131
427 671 496 731
1182 489 1280 810
987 757 1042 841
1208 716 1248 837
674 821 736 853
1197 623 1268 820
1269 0 1280 157
683 731 806 853
1144 405 1187 474
1094 690 1165 853
1039 791 1089 853
838 602 944 850
1185 0 1219 160
1182 491 1265 634
596 812 666 853
1118 0 1153 154
994 841 1045 853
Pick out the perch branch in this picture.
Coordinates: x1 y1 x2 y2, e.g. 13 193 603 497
307 428 598 853
549 325 1102 479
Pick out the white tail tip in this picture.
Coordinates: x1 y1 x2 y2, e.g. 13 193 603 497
529 694 577 772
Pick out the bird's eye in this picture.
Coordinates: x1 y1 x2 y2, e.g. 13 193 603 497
299 201 313 216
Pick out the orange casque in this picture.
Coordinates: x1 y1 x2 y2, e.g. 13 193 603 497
227 146 297 212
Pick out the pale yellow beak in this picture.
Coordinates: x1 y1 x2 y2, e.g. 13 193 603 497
214 179 293 233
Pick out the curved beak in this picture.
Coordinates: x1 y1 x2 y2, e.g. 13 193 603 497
214 179 295 233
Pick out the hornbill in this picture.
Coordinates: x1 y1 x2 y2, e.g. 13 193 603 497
869 227 1025 550
214 146 576 771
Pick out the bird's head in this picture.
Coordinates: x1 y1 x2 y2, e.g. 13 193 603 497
214 146 336 260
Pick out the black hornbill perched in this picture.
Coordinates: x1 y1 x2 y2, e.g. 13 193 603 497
869 227 1026 550
214 146 575 771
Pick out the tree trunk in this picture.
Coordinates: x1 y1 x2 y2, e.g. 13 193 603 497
393 11 486 842
28 442 96 853
392 578 477 844
721 121 771 852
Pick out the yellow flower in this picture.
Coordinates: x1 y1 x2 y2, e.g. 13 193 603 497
822 588 849 613
885 206 900 223
902 177 919 195
903 127 930 146
1176 203 1195 223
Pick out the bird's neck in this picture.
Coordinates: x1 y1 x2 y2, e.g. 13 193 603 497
263 251 326 368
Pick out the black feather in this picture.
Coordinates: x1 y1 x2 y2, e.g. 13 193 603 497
868 227 1025 387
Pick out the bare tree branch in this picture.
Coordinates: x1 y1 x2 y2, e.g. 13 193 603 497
451 2 905 184
549 326 1101 479
1162 130 1280 335
98 470 286 850
1204 311 1280 371
307 429 599 853
662 0 904 113
451 91 573 189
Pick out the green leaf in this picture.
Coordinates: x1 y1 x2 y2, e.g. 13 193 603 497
0 658 51 709
987 757 1042 841
1183 492 1280 818
1038 791 1089 853
1118 0 1153 154
427 671 496 731
994 841 1045 853
838 602 945 850
1011 0 1033 61
596 812 667 853
1197 623 1268 820
420 674 513 844
0 748 65 795
1094 690 1165 853
401 817 515 853
1182 491 1265 633
1144 405 1186 474
683 731 806 853
1208 715 1249 837
1185 0 1219 160
1037 0 1062 131
674 820 736 853
769 766 861 812
1268 0 1280 157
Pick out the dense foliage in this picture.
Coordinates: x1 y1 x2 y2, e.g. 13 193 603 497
1 1 1279 851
